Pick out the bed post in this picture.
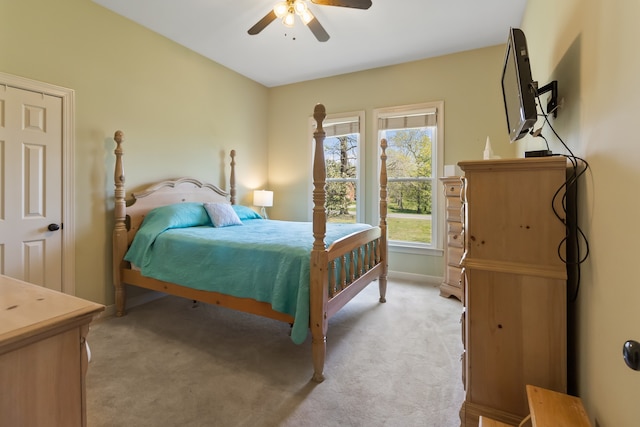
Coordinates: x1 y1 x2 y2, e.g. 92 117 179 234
310 103 329 383
113 130 127 317
379 139 389 303
229 149 237 205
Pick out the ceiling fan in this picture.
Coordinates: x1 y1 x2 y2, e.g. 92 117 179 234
248 0 372 42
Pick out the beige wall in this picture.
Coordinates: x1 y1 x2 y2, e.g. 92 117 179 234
268 46 516 278
0 1 518 297
522 0 640 425
0 0 269 305
5 0 635 424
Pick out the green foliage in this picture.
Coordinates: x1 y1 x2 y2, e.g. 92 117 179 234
327 214 432 244
325 135 358 217
323 128 435 244
386 129 433 215
325 180 354 216
387 216 432 244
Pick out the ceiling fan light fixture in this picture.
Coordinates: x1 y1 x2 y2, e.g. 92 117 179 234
293 0 308 15
300 9 314 25
250 0 369 42
273 2 289 18
282 12 296 28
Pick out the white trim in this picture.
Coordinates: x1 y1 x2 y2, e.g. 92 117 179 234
308 110 365 223
388 269 442 286
0 72 76 295
98 291 167 319
389 242 444 257
373 100 445 251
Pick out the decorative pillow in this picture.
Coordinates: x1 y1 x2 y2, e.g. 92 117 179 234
144 202 211 229
232 204 263 220
204 202 243 227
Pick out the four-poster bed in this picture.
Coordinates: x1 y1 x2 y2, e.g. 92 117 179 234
112 103 388 382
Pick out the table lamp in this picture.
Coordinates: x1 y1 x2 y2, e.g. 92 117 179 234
253 190 273 219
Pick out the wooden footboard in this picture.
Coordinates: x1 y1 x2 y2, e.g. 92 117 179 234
112 103 388 384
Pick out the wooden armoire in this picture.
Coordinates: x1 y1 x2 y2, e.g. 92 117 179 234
458 157 568 426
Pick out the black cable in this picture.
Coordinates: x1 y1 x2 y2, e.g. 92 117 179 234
532 89 590 302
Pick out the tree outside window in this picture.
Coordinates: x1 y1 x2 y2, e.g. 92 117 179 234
325 134 358 223
384 128 434 244
318 113 362 224
375 103 442 248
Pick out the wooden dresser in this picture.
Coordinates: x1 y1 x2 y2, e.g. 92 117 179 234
458 158 568 426
0 275 104 427
439 176 464 301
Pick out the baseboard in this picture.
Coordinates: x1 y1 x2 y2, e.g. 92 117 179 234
94 290 167 321
388 270 442 286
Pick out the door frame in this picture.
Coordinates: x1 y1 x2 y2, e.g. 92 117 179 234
1 71 76 294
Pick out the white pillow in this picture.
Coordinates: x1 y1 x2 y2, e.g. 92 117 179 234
203 202 243 227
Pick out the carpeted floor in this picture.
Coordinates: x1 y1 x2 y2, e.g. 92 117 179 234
86 279 464 427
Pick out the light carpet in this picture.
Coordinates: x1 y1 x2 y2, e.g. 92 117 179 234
86 279 464 427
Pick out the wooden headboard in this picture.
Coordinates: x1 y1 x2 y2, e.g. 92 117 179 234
112 131 237 247
124 177 232 245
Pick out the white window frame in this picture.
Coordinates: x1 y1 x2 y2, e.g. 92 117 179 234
308 110 365 222
373 101 445 256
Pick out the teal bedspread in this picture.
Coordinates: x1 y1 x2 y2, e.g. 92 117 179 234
124 203 371 344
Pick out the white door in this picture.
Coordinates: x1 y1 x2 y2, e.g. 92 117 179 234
0 85 63 291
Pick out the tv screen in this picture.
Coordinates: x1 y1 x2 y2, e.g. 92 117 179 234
501 28 538 142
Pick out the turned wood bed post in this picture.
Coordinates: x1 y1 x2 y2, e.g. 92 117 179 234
113 130 127 316
229 150 237 205
310 103 329 383
378 138 389 303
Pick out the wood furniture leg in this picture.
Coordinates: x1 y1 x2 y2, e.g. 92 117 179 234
310 104 329 383
113 130 127 317
378 138 388 303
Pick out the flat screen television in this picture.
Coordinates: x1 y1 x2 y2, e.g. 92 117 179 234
501 28 538 142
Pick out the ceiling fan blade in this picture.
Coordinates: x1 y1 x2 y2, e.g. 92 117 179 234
311 0 372 9
307 17 330 42
248 10 277 35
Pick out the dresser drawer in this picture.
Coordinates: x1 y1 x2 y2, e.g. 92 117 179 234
444 179 463 197
446 265 463 285
446 192 462 209
448 221 462 234
448 246 464 266
447 207 463 223
448 231 464 249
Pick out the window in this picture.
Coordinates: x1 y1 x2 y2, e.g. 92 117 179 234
374 102 444 251
311 112 364 223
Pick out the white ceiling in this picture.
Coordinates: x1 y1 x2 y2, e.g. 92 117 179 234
92 0 527 88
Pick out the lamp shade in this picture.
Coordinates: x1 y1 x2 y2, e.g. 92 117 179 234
253 190 273 207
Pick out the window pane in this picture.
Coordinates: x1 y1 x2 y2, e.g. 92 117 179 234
325 134 358 223
386 180 432 243
384 128 434 244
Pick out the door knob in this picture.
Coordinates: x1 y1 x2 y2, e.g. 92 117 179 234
48 223 61 231
623 340 640 371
